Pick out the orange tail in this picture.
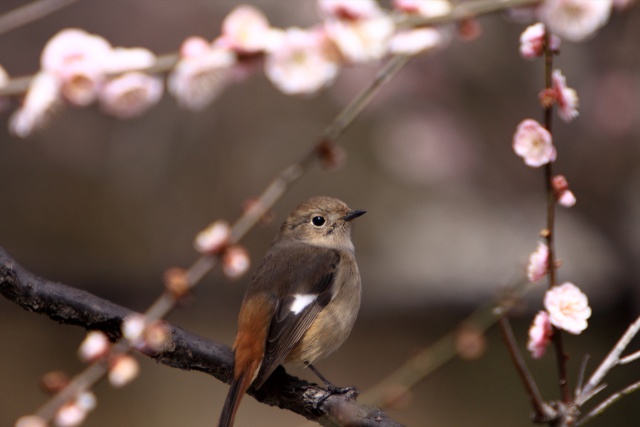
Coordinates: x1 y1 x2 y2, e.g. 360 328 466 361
217 366 256 427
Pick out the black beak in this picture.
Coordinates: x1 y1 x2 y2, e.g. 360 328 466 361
343 210 366 221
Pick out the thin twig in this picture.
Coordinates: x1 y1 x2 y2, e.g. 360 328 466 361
0 0 79 36
576 315 640 406
576 380 640 426
498 315 555 422
542 26 572 406
575 355 591 398
619 348 640 365
359 281 531 408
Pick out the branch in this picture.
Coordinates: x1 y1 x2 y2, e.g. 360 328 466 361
0 0 79 36
0 247 403 427
576 380 640 426
497 315 556 423
575 315 640 406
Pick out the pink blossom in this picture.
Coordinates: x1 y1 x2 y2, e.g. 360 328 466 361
389 28 443 55
108 355 140 387
15 415 48 427
512 119 557 167
558 190 577 207
527 311 553 358
104 47 156 74
55 403 87 427
54 392 96 427
99 72 162 119
544 282 591 334
169 38 236 111
320 0 394 63
527 241 549 282
40 28 112 106
41 29 111 73
552 175 577 207
222 245 250 279
194 220 231 254
78 331 110 362
9 71 61 137
265 27 339 95
0 65 8 87
537 0 612 42
221 5 271 54
319 0 384 20
519 23 561 60
553 69 579 122
393 0 452 17
122 314 146 344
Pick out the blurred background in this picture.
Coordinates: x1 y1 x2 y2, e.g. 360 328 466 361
1 0 640 426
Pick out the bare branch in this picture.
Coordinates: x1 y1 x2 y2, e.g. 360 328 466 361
497 315 557 423
576 315 640 406
576 381 640 426
0 0 79 36
0 247 404 427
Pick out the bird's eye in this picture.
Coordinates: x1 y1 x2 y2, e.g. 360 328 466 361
311 216 326 227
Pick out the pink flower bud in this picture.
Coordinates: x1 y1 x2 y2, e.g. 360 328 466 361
222 245 250 279
527 241 549 282
15 415 48 427
552 175 576 207
221 5 271 54
78 331 110 362
552 69 579 122
54 392 95 427
99 72 163 119
109 355 140 387
527 311 553 359
122 314 146 344
194 220 231 254
9 71 61 138
519 23 560 60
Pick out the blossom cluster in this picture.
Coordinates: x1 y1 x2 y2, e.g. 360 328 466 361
5 0 455 138
9 28 163 137
15 315 170 427
525 243 592 359
512 11 600 359
513 22 579 205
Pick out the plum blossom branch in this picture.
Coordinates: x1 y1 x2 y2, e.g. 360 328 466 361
0 247 403 427
4 12 416 426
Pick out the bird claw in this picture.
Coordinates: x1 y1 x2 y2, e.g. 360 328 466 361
314 385 360 409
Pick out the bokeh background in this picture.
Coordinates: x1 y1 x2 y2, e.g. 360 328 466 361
2 1 640 426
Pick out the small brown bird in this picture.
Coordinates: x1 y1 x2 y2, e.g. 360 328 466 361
218 196 365 427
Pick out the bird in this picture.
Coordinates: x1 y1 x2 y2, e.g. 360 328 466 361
218 196 366 427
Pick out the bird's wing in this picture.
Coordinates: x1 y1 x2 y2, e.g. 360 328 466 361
252 244 340 388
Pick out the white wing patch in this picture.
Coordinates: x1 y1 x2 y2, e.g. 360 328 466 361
290 294 317 315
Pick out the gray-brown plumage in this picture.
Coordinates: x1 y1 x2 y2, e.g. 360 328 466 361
218 196 365 427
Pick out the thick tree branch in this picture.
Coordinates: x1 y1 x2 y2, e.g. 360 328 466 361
0 247 404 427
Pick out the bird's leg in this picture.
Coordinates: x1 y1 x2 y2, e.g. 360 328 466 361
305 362 359 399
